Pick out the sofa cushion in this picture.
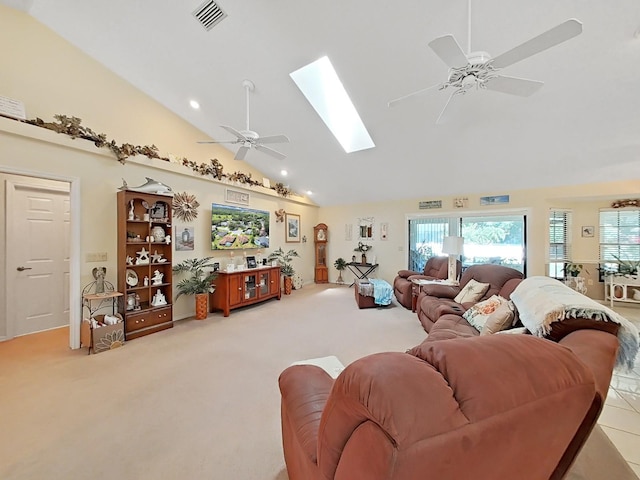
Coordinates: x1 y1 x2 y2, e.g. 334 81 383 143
454 279 491 304
463 295 505 331
481 301 516 335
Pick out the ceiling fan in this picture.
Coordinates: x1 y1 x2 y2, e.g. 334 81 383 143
199 79 290 161
388 3 583 124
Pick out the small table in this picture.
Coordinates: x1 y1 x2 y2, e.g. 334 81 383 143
346 262 379 287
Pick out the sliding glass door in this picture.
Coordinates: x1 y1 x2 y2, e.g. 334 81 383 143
408 213 526 274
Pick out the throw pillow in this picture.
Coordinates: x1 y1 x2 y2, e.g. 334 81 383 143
463 295 505 332
480 300 516 336
454 279 491 304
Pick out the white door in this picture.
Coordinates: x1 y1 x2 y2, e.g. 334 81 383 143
6 177 70 337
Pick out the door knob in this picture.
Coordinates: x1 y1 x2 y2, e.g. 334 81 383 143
17 266 32 271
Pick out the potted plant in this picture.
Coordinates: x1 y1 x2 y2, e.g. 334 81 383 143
564 262 585 277
334 257 347 284
268 247 299 295
172 257 218 320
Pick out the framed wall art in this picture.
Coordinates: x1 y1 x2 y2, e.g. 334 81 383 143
285 213 301 243
581 226 595 238
225 188 250 206
175 225 195 251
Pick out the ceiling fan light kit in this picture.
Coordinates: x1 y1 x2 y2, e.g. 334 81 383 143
389 3 583 124
198 79 290 161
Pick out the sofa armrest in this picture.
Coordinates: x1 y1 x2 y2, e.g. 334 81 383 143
396 269 421 279
279 365 335 463
420 284 460 298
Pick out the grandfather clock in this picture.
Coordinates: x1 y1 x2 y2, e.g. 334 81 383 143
314 223 328 283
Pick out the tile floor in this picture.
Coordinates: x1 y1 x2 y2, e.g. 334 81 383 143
600 303 640 476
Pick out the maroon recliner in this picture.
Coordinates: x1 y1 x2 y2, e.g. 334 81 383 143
393 256 460 309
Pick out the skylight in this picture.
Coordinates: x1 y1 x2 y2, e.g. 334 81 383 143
290 56 375 153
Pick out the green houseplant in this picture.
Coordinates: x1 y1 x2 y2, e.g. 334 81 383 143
172 257 218 320
268 248 299 294
334 257 347 284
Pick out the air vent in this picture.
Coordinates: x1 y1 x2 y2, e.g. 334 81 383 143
192 0 226 31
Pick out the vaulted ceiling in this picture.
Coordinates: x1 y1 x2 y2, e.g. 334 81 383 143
4 0 640 206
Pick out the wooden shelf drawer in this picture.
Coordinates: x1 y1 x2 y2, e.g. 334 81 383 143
125 306 172 334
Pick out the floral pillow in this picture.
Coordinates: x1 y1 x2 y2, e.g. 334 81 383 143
454 279 490 304
480 300 516 335
463 295 506 332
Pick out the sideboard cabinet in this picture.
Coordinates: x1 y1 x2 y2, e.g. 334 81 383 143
117 190 173 339
209 266 281 316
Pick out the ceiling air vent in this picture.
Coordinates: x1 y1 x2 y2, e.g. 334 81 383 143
192 0 227 31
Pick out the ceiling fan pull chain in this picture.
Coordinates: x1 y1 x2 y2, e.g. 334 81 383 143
245 81 251 131
467 0 472 54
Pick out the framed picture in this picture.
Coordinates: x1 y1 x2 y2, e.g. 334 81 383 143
246 256 257 268
480 195 510 206
175 225 194 251
285 213 301 243
581 226 595 238
150 202 167 219
225 188 250 206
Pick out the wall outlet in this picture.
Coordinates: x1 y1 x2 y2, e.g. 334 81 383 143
587 279 594 286
86 252 108 262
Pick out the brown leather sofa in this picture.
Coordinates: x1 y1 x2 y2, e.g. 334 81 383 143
393 256 460 309
279 327 619 480
415 264 524 332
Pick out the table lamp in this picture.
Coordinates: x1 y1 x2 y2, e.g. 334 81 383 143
442 236 464 283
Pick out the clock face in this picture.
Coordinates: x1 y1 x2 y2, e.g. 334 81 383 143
292 273 303 290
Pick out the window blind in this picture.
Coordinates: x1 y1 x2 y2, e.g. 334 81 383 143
599 209 640 269
549 209 571 278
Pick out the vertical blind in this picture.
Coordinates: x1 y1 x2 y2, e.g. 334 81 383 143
599 209 640 268
407 218 451 271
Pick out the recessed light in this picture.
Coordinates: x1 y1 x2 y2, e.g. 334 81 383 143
280 170 288 176
306 190 313 195
189 99 200 110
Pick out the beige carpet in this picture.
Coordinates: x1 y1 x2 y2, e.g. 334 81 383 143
0 284 636 480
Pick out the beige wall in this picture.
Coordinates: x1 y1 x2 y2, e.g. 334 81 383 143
0 6 318 337
320 181 640 295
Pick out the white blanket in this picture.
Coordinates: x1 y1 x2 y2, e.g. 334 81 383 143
510 276 639 372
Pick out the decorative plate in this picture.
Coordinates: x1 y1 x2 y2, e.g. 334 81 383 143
125 269 139 287
292 273 303 290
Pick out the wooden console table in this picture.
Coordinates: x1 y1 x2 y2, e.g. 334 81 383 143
209 265 281 316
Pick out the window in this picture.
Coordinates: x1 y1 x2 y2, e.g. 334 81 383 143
599 209 640 274
408 213 526 274
549 209 571 278
407 218 452 272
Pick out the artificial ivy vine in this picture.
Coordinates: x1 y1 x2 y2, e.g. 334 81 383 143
23 114 293 198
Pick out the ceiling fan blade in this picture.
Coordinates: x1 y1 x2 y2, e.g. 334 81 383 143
256 134 290 144
234 146 250 161
485 75 544 97
388 83 442 108
255 144 286 160
491 19 583 69
197 140 237 144
428 35 470 68
435 92 462 125
221 125 248 141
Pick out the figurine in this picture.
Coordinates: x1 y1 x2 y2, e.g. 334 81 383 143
128 200 135 220
92 267 107 294
165 235 171 245
151 289 167 306
144 276 149 286
135 247 150 265
151 270 164 285
126 255 134 266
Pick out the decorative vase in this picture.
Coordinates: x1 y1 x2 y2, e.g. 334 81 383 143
361 253 367 264
614 285 624 299
337 272 344 284
284 276 293 295
195 293 208 320
151 226 166 243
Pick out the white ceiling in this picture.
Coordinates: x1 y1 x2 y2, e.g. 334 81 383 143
5 0 640 206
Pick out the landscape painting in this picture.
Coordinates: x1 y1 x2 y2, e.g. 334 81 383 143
211 203 270 250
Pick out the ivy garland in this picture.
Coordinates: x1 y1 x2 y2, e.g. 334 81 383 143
23 114 293 198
